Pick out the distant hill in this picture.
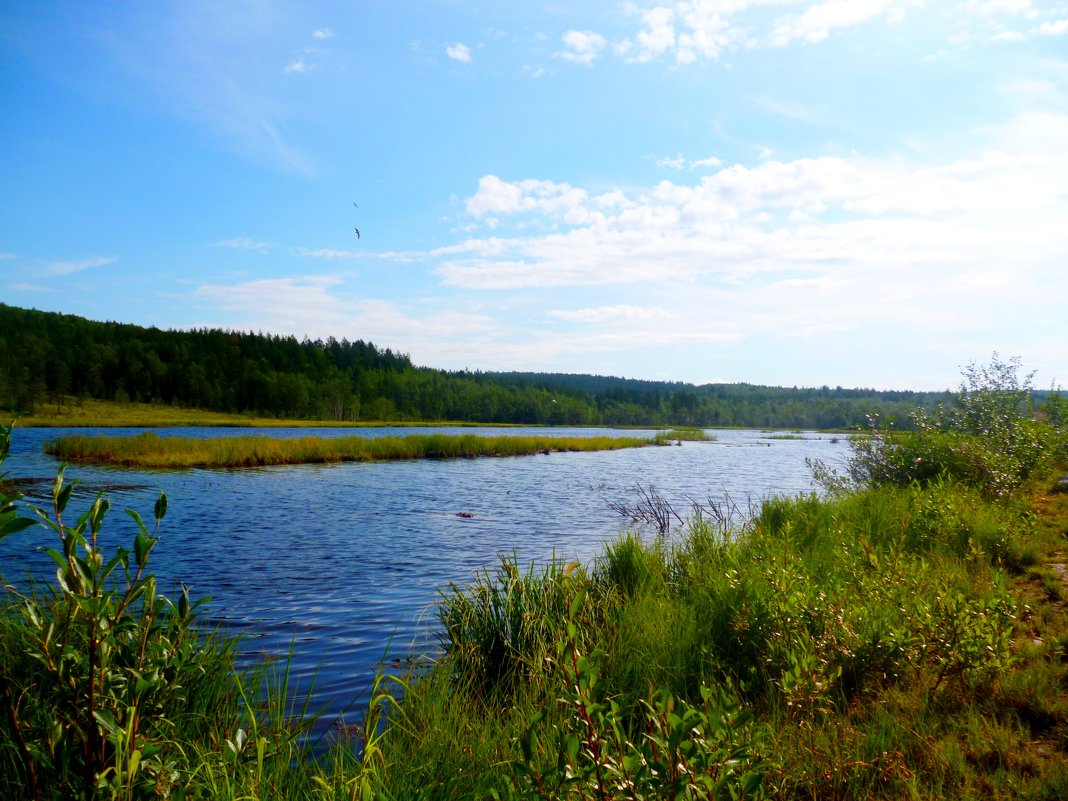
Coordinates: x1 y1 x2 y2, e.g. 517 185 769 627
0 303 951 428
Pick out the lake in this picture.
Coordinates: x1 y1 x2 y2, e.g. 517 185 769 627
0 426 850 729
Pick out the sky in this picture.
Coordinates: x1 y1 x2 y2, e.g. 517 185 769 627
2 1 1066 391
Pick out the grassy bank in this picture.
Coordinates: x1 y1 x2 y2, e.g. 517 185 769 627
43 431 654 468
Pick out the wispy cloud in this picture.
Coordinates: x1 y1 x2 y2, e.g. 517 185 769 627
284 58 311 74
213 237 272 254
45 256 117 276
769 1 920 47
656 154 687 170
446 42 472 63
296 247 359 260
549 305 671 322
313 27 334 39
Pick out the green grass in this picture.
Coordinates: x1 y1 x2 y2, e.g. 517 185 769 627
367 469 1068 800
654 427 717 443
43 431 655 468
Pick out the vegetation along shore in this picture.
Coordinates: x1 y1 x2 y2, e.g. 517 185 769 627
1 355 1066 799
43 431 657 469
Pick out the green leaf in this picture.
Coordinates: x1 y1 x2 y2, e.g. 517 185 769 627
0 515 36 539
55 480 75 516
741 771 763 794
154 493 168 522
565 733 580 765
125 508 149 537
93 708 119 735
134 530 149 568
568 588 586 620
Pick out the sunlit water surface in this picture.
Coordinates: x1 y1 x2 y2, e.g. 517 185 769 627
0 426 850 729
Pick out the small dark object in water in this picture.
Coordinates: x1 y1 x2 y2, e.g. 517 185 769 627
456 511 475 518
542 448 551 455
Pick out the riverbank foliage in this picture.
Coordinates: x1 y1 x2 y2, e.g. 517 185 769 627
43 432 653 469
1 355 1066 799
1 303 953 429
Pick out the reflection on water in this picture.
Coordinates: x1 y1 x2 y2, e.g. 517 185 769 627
0 426 849 723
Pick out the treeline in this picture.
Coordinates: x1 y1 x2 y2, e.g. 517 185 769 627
0 303 950 428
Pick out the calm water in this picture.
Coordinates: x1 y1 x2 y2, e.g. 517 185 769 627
0 426 849 727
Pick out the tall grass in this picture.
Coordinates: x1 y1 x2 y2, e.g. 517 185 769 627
44 432 653 468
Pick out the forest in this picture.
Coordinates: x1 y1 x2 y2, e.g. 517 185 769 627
0 303 953 428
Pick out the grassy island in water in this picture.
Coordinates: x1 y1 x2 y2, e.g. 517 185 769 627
44 431 659 468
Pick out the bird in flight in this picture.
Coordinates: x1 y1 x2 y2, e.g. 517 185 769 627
354 227 360 239
353 201 359 207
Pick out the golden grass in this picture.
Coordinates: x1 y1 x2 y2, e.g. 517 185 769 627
44 432 655 469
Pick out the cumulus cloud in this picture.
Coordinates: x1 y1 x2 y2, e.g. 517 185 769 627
559 29 607 64
446 42 472 62
1036 19 1068 35
435 111 1068 312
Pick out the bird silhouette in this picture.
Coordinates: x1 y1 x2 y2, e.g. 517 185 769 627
354 227 360 239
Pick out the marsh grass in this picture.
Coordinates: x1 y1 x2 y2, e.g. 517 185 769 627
371 467 1068 799
44 432 653 469
654 427 716 443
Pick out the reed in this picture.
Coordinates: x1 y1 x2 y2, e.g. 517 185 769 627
653 427 716 443
44 432 653 468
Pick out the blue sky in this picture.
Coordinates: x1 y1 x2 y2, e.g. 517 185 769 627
2 1 1066 391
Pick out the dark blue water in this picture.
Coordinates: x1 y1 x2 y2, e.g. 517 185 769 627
0 426 849 727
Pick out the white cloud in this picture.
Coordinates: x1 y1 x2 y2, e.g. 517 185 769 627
691 155 723 169
284 58 310 74
46 256 117 276
446 42 472 63
313 28 334 39
621 5 677 62
1037 19 1068 35
213 237 272 254
549 305 672 322
192 276 498 365
435 112 1068 313
559 29 607 65
962 0 1037 17
770 0 920 46
297 248 359 260
656 154 687 169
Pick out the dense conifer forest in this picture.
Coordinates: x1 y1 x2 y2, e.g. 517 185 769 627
0 303 952 428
